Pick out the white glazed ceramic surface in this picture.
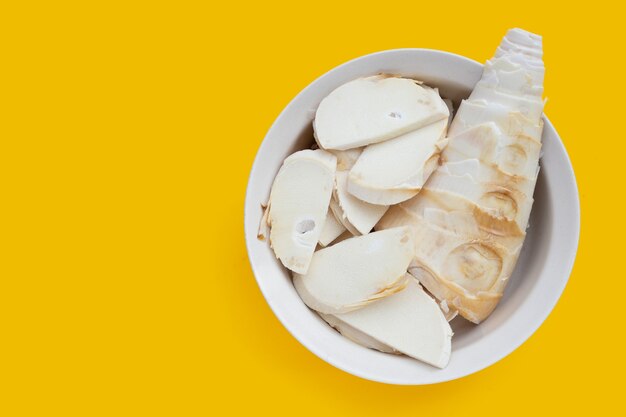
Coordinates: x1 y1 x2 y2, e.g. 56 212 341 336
244 49 580 385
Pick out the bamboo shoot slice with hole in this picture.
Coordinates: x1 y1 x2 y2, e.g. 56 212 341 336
293 227 414 314
331 277 452 368
314 75 449 150
267 149 336 274
347 119 447 205
335 170 389 234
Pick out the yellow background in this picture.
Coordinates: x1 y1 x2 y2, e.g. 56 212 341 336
1 1 621 415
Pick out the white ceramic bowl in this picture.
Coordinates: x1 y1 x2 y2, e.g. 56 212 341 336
244 49 580 385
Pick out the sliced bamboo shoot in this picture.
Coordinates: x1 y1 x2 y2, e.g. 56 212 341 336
347 119 448 205
318 210 346 247
318 313 398 354
443 98 454 125
257 203 270 241
330 230 354 246
328 148 363 171
439 299 459 322
325 148 365 236
267 149 336 274
332 277 452 368
293 227 414 314
335 170 389 234
314 75 449 150
328 193 360 236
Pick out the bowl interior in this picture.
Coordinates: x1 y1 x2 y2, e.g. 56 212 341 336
244 49 579 384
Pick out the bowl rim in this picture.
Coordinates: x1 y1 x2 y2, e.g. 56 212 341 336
244 48 580 385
